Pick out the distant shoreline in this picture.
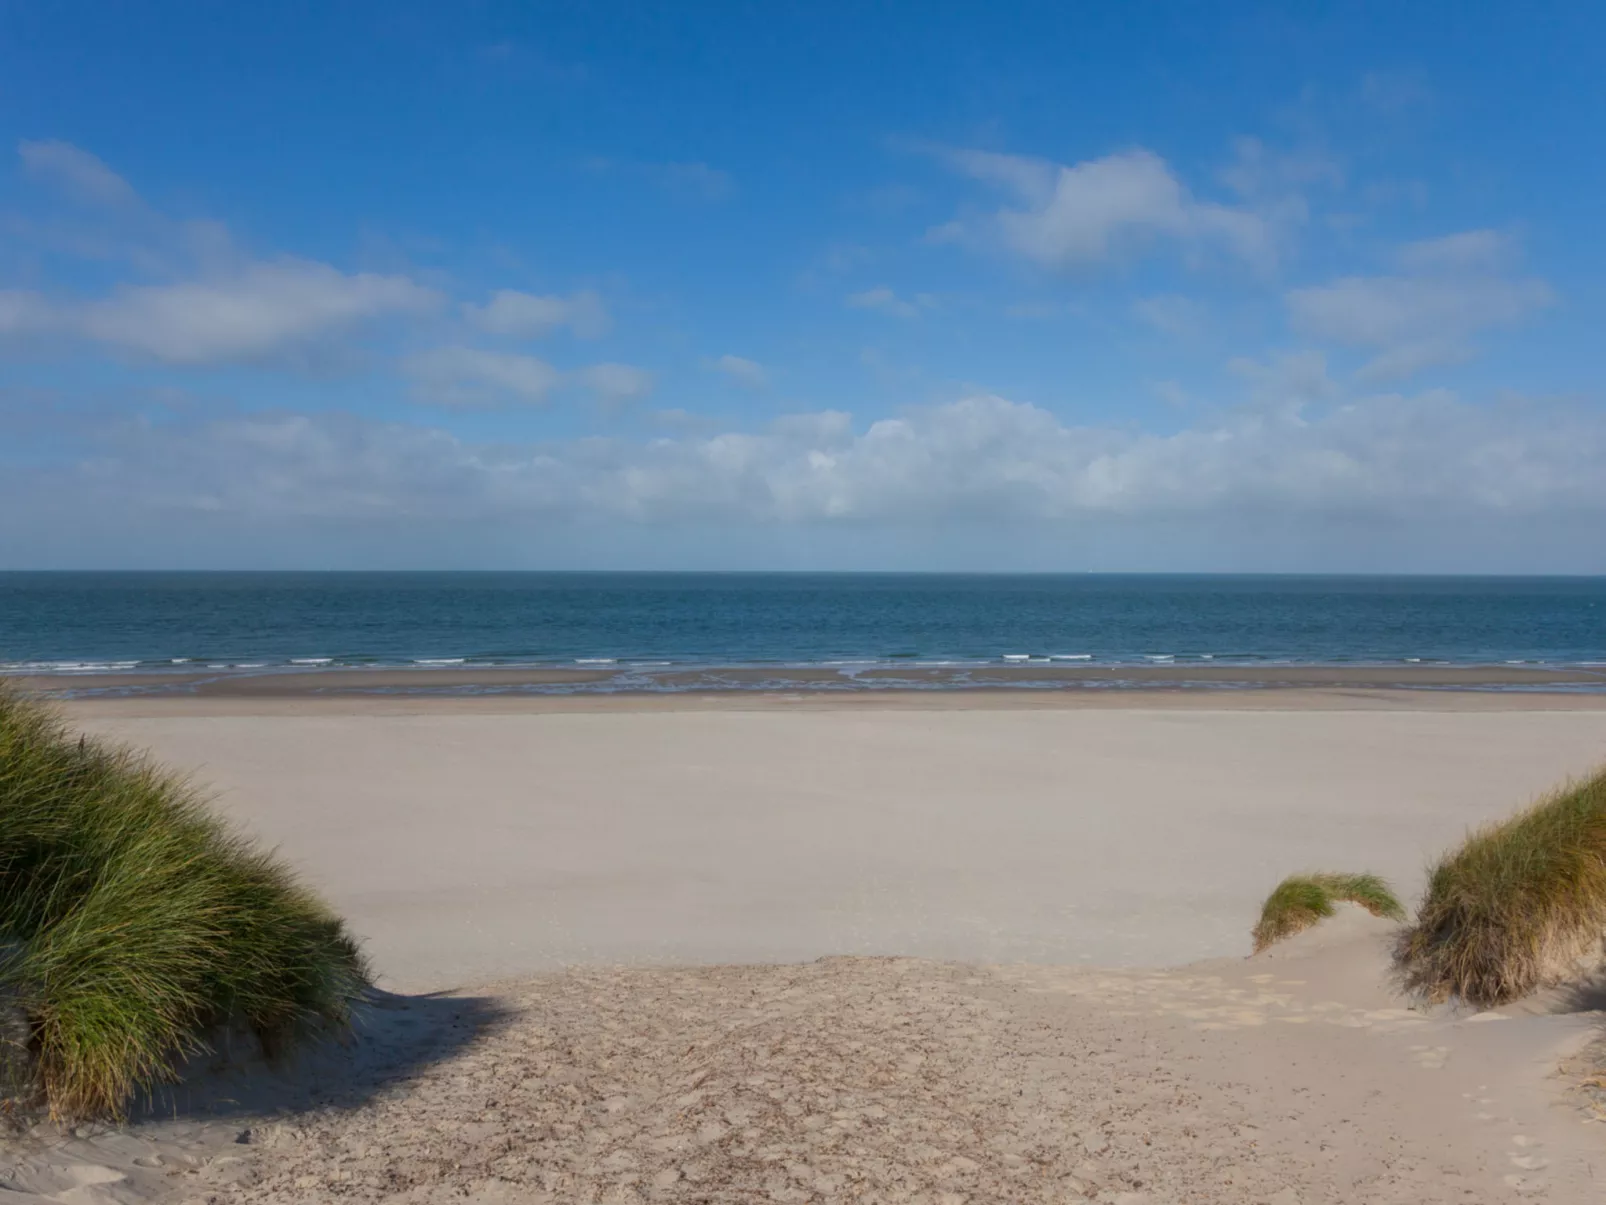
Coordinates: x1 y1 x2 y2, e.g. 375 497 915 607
18 659 1606 703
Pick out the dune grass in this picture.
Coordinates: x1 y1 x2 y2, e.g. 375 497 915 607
0 687 370 1119
1395 767 1606 1007
1252 872 1404 953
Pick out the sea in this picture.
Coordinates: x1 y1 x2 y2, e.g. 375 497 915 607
1 572 1604 691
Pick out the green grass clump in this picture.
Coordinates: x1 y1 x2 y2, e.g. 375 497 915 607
0 687 369 1119
1252 872 1404 952
1396 768 1606 1007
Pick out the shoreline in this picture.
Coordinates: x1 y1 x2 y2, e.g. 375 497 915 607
47 688 1606 718
16 659 1606 704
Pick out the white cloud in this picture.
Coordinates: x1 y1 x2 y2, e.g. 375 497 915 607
1287 232 1553 380
34 390 1606 534
846 287 922 318
1395 228 1511 273
712 354 767 388
6 142 443 366
463 289 609 339
938 147 1275 270
404 346 560 407
576 362 654 409
1215 137 1342 201
1227 350 1339 416
18 139 138 206
72 259 440 364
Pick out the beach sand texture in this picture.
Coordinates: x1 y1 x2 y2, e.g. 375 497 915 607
5 697 1606 1202
60 701 1606 989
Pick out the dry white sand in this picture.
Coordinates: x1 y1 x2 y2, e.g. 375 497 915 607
56 701 1606 989
5 697 1606 1203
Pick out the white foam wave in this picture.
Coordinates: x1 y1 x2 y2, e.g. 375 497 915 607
1001 653 1032 662
3 660 142 673
575 658 617 665
1050 654 1092 661
1145 655 1175 663
415 658 466 665
291 657 333 665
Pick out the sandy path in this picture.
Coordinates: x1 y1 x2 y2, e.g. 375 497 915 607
64 703 1606 989
11 916 1599 1203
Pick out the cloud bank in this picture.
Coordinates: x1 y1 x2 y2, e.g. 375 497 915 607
21 391 1603 531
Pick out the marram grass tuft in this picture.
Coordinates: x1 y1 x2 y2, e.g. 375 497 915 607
0 687 369 1119
1395 767 1606 1007
1252 872 1404 953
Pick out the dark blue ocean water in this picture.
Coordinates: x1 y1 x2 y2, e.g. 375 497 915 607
1 572 1604 675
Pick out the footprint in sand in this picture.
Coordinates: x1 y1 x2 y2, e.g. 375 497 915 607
1509 1135 1548 1171
1408 1044 1450 1070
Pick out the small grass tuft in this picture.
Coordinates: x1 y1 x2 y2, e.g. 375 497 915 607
1395 767 1606 1008
0 687 370 1119
1252 872 1404 953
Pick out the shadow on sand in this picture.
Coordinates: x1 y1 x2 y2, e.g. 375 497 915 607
126 987 515 1127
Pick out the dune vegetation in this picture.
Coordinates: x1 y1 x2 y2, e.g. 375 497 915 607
1251 872 1404 953
0 687 369 1120
1395 767 1606 1007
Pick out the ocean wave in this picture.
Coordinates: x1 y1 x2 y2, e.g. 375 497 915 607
291 657 334 666
0 660 141 673
574 658 617 665
414 658 467 665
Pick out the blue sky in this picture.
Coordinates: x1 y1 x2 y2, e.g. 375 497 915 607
2 1 1603 570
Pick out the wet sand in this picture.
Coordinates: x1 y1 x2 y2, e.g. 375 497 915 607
15 659 1606 701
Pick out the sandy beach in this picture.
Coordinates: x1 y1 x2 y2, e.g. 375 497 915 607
7 692 1606 1202
55 692 1606 987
